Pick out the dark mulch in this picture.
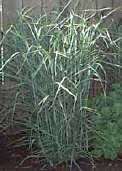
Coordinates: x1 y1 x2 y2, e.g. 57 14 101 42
0 133 122 171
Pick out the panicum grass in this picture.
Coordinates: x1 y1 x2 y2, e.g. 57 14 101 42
2 8 118 166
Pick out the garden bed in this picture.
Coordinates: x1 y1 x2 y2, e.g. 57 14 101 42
1 9 122 171
1 133 122 171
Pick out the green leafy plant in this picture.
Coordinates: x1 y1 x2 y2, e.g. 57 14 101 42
2 8 118 166
91 83 122 160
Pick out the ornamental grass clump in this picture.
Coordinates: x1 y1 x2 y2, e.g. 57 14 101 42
2 9 116 166
101 23 122 85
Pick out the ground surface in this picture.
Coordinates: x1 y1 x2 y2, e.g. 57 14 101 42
0 134 122 171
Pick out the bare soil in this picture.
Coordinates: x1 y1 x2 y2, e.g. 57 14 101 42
0 133 122 171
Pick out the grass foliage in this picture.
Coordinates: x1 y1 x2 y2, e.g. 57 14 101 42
1 9 120 165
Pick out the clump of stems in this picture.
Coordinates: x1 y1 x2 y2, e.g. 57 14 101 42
2 9 117 166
